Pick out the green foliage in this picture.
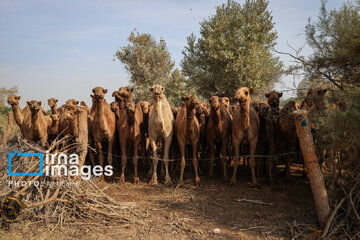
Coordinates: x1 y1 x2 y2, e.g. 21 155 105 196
304 0 360 89
181 0 282 99
313 88 360 156
0 86 17 110
165 68 193 107
114 30 175 100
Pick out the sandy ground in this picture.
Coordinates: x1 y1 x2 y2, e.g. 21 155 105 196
1 164 321 240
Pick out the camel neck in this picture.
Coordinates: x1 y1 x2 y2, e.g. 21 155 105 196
11 104 23 126
51 105 58 115
239 101 250 130
211 107 221 123
153 99 164 124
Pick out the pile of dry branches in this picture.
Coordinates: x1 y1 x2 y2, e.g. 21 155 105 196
322 164 360 239
0 134 134 237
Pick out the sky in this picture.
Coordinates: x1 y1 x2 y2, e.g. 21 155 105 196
0 0 345 109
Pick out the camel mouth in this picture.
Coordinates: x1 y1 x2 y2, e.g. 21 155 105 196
153 92 161 96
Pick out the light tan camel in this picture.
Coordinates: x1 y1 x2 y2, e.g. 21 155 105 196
231 87 259 185
148 84 174 185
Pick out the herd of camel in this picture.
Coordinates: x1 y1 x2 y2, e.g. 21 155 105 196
6 84 326 186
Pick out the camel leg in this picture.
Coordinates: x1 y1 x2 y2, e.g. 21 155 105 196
163 134 173 185
192 141 200 185
119 142 127 184
107 135 115 166
95 141 104 181
221 138 229 182
267 142 275 185
133 139 140 184
249 138 258 185
178 141 186 186
149 138 158 185
230 138 240 185
208 140 215 178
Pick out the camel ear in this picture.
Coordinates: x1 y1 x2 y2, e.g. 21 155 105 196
104 89 108 94
149 87 153 92
18 96 21 100
208 98 212 103
90 94 94 98
92 89 95 93
38 101 41 106
279 92 283 98
27 101 30 106
249 88 254 94
161 86 164 91
265 93 269 98
130 87 134 92
181 96 185 101
56 99 58 102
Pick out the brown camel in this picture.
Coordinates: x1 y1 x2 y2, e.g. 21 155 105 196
207 96 232 181
195 101 210 158
264 90 282 184
174 94 201 185
118 87 133 104
118 101 143 184
221 97 230 111
48 98 59 115
148 84 174 185
231 87 259 185
27 100 49 147
91 87 116 177
48 114 60 141
58 99 79 137
7 95 31 139
80 101 91 114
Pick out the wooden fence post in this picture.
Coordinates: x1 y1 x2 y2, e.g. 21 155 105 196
1 112 15 148
293 109 330 229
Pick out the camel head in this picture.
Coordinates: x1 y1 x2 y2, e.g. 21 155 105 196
91 87 108 102
234 87 253 105
301 88 328 110
220 97 230 110
280 101 297 118
265 90 282 108
196 101 210 118
51 114 60 121
139 100 151 115
7 95 21 106
118 87 133 100
110 101 119 113
182 94 199 109
47 98 58 108
27 100 42 113
258 103 269 118
112 91 125 109
150 84 164 101
209 96 221 111
63 105 76 120
65 99 79 112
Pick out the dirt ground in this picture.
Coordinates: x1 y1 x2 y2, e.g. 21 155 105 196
1 164 322 240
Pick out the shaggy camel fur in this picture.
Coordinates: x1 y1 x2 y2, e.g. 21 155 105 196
175 94 201 185
148 84 174 185
207 96 232 181
118 101 143 184
231 87 259 185
27 100 49 147
91 87 116 177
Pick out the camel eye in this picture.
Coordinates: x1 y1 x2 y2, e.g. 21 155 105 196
245 92 248 96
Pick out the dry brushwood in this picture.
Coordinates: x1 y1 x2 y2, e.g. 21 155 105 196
0 135 133 235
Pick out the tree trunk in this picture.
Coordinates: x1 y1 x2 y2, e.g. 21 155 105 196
293 110 330 229
76 107 88 167
1 112 15 148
